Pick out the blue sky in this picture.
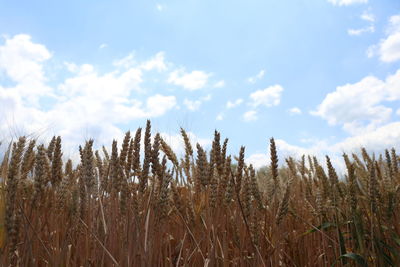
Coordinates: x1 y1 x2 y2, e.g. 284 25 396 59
0 0 399 169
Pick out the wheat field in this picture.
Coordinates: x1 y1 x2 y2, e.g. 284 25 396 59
0 120 399 266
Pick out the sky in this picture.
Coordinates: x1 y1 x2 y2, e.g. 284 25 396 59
0 0 399 171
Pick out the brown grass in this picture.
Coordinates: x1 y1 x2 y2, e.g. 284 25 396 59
0 120 399 266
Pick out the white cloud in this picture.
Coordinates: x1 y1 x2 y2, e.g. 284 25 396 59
113 52 168 72
184 99 201 111
0 34 51 84
146 94 177 117
202 94 212 101
160 131 211 156
245 140 317 170
216 113 224 121
312 70 400 135
248 69 265 83
327 0 367 6
348 10 375 36
387 15 400 34
113 53 135 68
369 15 400 63
246 153 269 169
213 80 225 88
183 95 211 111
140 52 167 72
288 107 302 115
59 64 143 98
397 108 400 116
249 85 283 108
247 121 400 173
0 34 180 157
226 98 243 109
0 34 53 102
243 110 258 121
361 10 375 23
64 62 78 73
167 69 210 90
333 122 400 152
348 26 374 36
380 33 400 62
99 43 108 49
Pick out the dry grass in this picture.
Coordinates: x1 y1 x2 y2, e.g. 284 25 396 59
0 120 399 266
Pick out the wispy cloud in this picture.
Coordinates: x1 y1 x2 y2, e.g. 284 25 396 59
361 10 375 23
226 98 243 109
247 69 265 83
288 107 302 115
327 0 367 6
243 110 258 121
348 26 374 36
183 94 211 111
213 80 225 88
347 10 375 36
99 43 108 49
113 53 135 68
